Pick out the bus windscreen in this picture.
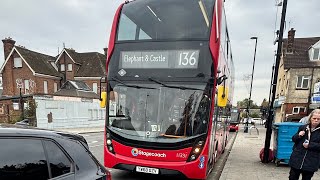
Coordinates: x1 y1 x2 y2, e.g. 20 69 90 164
108 83 210 142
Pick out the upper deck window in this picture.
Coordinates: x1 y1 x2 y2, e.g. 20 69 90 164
117 0 215 41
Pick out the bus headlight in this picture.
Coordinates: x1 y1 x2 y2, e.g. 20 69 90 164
106 132 115 154
107 139 112 145
187 139 205 162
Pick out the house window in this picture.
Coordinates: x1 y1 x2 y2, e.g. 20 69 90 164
44 81 48 94
24 80 29 94
54 83 58 93
60 64 65 71
313 48 320 60
296 76 310 89
13 102 19 110
67 64 72 71
93 83 98 94
292 107 306 114
0 104 4 114
13 57 22 68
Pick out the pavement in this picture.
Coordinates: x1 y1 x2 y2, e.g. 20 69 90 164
220 124 320 180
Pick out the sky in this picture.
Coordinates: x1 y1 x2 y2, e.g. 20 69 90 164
0 0 319 106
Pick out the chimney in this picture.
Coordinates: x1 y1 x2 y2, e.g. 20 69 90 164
287 28 295 54
103 48 108 56
68 48 75 52
2 37 16 60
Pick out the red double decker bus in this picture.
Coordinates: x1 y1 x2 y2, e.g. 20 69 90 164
100 0 234 179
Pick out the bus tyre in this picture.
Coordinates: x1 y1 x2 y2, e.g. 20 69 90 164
222 138 227 154
214 147 218 163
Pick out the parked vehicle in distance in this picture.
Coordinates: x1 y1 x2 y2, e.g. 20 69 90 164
0 124 111 180
252 118 262 125
229 108 240 132
229 123 239 132
243 118 253 124
14 119 29 126
262 119 267 125
252 118 266 125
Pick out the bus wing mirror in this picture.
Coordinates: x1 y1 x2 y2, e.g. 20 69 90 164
100 92 107 108
217 86 228 107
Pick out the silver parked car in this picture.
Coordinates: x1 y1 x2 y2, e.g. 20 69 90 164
14 119 29 126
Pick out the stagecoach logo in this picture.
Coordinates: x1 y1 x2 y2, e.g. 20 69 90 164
131 148 166 158
198 156 205 169
118 69 126 76
131 148 139 156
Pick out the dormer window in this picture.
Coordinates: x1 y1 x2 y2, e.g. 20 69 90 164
309 40 320 61
50 62 58 71
313 48 320 60
13 57 22 68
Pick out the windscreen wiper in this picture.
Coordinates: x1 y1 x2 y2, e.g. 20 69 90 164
111 77 156 89
148 77 204 91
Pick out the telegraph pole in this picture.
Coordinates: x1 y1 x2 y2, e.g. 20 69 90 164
263 0 288 163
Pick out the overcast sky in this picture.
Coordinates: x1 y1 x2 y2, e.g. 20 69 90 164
1 0 319 105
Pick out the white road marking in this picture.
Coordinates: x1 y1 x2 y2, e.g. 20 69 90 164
89 140 99 144
90 144 104 148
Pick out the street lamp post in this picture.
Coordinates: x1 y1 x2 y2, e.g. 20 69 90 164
244 37 258 133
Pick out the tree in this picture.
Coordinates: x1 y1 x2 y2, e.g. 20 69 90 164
237 98 259 109
260 98 269 119
24 99 37 126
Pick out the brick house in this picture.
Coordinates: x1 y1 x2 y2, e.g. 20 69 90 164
0 37 106 123
274 28 320 122
55 48 107 94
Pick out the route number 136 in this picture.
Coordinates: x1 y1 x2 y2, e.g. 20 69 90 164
179 52 197 66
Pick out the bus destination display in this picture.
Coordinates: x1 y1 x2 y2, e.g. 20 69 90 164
120 50 200 69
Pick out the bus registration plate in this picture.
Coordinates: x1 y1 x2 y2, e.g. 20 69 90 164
136 166 159 174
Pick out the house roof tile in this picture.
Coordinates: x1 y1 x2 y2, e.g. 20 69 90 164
283 37 320 69
15 46 61 77
64 49 106 77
